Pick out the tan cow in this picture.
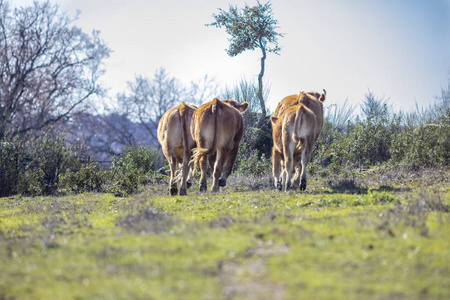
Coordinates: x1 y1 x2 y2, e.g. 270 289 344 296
271 91 326 191
273 90 326 118
191 98 248 192
157 102 197 196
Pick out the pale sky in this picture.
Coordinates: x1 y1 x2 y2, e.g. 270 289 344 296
13 0 450 113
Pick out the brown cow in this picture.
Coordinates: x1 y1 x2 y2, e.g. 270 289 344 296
157 102 197 195
191 98 248 192
272 90 326 187
271 91 326 191
273 90 326 118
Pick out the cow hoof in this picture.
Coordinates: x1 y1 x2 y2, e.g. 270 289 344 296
300 179 307 191
276 182 282 191
179 188 187 196
186 180 192 189
170 187 178 196
219 178 227 187
199 184 207 193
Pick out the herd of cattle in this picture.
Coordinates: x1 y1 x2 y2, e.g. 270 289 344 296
157 89 326 195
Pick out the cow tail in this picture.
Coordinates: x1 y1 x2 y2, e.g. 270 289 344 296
174 103 190 182
180 104 190 162
192 98 219 174
292 105 304 143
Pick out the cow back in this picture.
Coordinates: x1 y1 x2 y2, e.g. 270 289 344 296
273 91 325 141
157 102 196 160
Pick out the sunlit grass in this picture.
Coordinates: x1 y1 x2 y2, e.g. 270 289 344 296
0 167 449 299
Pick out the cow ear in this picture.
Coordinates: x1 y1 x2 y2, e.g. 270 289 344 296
319 89 326 102
270 116 278 125
319 93 326 102
238 102 249 113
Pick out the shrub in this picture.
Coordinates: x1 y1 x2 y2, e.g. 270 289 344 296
17 168 45 196
313 92 402 169
241 113 273 159
107 147 161 196
391 123 450 167
0 132 93 196
236 145 271 176
17 134 84 195
59 159 107 194
0 133 25 197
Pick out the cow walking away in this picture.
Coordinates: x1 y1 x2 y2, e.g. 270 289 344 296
157 102 197 195
273 90 326 118
191 98 248 192
271 91 326 192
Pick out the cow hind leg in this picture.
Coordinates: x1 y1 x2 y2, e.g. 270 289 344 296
292 165 301 188
283 146 295 192
280 169 286 191
299 143 313 191
208 154 216 172
212 150 228 192
199 155 208 193
179 157 189 196
219 147 238 187
186 165 193 189
272 150 282 191
169 156 178 196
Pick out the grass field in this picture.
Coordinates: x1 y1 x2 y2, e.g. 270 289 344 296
1 166 449 299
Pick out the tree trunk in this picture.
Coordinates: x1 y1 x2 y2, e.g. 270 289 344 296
257 44 267 123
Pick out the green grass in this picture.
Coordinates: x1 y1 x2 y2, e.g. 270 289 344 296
0 167 449 299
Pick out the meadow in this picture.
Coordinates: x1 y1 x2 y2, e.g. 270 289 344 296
1 166 449 300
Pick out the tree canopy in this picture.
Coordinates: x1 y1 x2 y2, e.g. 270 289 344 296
208 1 282 57
207 1 283 120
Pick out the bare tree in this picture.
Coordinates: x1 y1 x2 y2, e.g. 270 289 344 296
117 68 218 142
187 74 218 107
0 0 110 139
62 112 157 165
116 68 185 141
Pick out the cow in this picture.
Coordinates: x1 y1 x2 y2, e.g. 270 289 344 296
272 90 326 187
271 91 326 192
157 102 197 196
273 90 326 118
191 98 249 192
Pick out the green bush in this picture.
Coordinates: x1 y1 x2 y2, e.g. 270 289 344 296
107 147 161 196
236 144 271 176
341 118 393 167
0 133 162 197
313 93 403 170
59 158 107 194
391 124 450 167
241 113 273 159
0 133 25 197
17 134 84 195
18 168 45 196
0 133 92 196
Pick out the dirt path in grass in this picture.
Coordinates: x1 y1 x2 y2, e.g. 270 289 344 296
218 241 289 299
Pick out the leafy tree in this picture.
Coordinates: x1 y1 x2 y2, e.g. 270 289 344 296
0 0 110 139
207 1 283 121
